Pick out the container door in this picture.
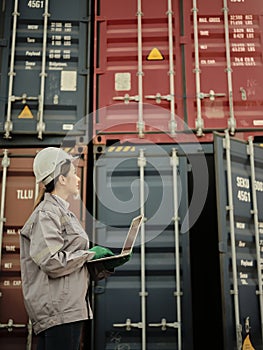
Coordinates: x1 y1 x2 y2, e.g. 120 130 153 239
0 0 91 140
214 132 263 349
92 143 193 350
0 148 37 349
0 146 87 350
184 0 263 135
93 0 185 143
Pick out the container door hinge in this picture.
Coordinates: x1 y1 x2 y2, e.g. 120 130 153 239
148 318 180 331
113 318 143 331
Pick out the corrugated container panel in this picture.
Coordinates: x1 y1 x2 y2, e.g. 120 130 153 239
93 0 263 143
214 133 263 349
0 146 88 350
184 0 263 134
0 0 91 141
92 143 194 349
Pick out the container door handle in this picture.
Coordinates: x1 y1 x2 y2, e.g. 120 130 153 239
0 318 26 332
113 318 143 331
199 90 226 101
112 94 139 104
145 93 172 103
148 318 180 331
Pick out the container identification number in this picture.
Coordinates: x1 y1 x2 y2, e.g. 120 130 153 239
237 190 251 202
236 176 250 202
235 176 263 203
28 1 44 8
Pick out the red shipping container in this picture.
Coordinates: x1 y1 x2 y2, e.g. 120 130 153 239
0 146 88 350
93 0 263 143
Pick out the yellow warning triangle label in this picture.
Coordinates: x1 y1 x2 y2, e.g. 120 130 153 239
242 334 255 350
147 48 164 61
18 105 34 119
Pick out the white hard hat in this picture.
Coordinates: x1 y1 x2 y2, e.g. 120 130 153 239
33 147 73 185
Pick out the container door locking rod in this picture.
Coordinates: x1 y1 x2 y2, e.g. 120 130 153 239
0 150 10 268
145 0 176 136
138 149 147 350
248 137 263 342
148 149 182 349
192 0 204 137
171 148 182 349
136 0 144 138
36 0 49 139
167 0 176 136
112 0 145 137
222 0 236 135
224 130 242 350
4 0 19 139
113 150 147 349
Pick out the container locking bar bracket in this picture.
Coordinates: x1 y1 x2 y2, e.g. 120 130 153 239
113 318 143 331
148 318 180 331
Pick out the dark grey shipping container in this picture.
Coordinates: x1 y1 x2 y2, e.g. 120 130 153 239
91 134 263 350
91 142 206 349
0 0 91 142
214 133 263 349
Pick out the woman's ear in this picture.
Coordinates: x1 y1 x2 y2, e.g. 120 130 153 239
58 174 66 185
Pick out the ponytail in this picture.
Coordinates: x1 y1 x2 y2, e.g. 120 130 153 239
33 187 46 210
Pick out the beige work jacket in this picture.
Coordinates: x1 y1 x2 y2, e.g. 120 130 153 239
20 193 95 334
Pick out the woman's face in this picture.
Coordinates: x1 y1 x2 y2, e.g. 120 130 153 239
63 163 81 197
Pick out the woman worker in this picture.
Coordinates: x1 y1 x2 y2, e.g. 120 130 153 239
19 147 125 350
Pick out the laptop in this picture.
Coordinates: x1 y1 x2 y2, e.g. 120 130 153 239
88 214 144 263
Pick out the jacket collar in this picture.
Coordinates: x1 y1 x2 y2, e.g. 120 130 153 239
44 192 70 210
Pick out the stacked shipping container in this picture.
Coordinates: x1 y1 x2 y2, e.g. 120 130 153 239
93 0 263 144
0 146 88 350
0 0 263 349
